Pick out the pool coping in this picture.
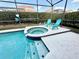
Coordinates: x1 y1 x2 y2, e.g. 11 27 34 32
24 25 50 37
0 28 24 33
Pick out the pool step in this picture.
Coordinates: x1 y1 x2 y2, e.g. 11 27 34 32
24 38 40 59
24 41 32 59
29 40 40 59
24 37 48 59
35 40 49 59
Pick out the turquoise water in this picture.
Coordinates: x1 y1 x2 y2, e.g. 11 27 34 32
27 27 48 34
0 31 48 59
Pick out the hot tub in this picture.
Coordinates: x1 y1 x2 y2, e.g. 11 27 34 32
24 26 49 37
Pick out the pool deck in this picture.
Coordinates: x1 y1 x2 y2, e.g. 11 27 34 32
42 30 79 59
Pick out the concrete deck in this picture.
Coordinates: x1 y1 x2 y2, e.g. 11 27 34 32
42 31 79 59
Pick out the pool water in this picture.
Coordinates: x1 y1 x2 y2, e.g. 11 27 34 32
27 27 48 34
30 30 44 34
0 31 48 59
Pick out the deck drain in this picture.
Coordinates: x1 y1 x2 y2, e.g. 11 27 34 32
42 55 44 58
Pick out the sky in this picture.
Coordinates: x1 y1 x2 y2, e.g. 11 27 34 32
0 0 79 12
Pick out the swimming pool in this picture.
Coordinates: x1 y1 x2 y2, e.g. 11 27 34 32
0 30 48 59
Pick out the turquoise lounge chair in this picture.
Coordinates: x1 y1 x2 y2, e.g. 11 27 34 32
45 19 52 27
52 18 62 29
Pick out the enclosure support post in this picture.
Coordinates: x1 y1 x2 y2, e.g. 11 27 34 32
14 0 18 14
63 0 68 20
51 0 53 20
36 0 39 24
